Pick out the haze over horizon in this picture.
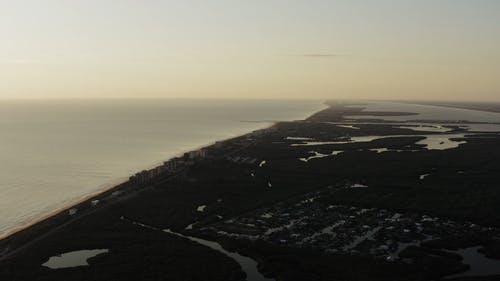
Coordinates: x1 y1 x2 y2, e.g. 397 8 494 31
1 0 499 101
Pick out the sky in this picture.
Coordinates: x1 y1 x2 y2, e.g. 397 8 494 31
0 0 499 101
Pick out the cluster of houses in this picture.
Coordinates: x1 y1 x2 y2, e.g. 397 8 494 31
129 148 209 186
209 189 497 261
128 128 274 187
226 156 258 165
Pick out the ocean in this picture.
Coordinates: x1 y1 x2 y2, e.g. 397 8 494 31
0 99 325 238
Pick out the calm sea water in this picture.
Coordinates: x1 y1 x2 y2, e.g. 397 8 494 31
0 99 325 237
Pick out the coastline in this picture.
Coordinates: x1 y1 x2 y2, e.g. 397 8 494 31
2 100 500 280
0 179 128 241
0 133 254 244
0 101 327 249
2 98 497 244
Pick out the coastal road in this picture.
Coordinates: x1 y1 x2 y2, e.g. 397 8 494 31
0 168 187 262
0 135 252 262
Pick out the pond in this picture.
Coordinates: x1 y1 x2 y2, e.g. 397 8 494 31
42 249 109 269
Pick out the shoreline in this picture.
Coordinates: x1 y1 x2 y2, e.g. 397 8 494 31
0 98 492 243
4 99 493 253
0 102 327 247
0 179 128 241
3 98 499 245
2 100 500 280
0 133 255 243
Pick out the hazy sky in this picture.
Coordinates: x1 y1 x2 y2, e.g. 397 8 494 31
1 0 499 101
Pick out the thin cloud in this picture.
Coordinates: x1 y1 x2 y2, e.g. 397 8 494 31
2 59 42 65
299 53 349 58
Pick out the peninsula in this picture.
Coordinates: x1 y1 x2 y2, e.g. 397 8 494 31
2 101 500 281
